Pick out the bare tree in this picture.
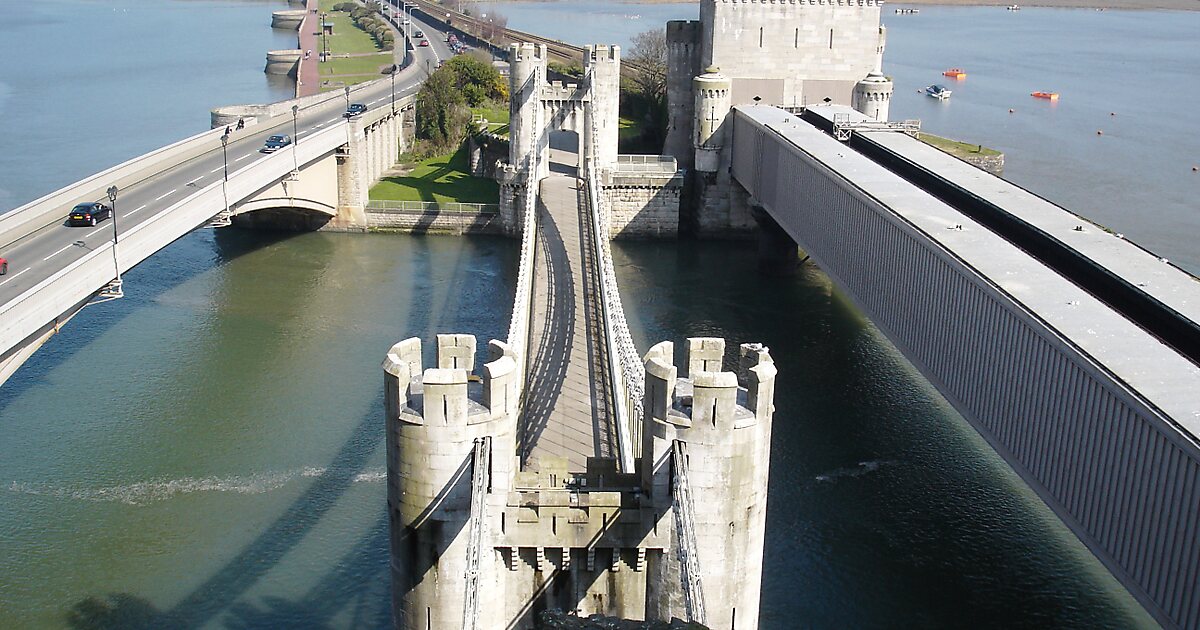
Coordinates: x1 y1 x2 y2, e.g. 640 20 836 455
626 28 668 108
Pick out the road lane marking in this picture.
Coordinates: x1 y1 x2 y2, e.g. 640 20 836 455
123 204 147 218
186 176 203 186
43 244 74 261
86 225 109 237
0 268 30 287
155 189 177 201
210 166 224 174
235 154 252 162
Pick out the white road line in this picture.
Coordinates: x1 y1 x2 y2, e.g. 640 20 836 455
43 244 73 261
186 176 203 186
86 225 109 238
123 204 147 219
155 189 177 201
235 154 252 162
210 166 224 173
314 122 325 128
0 268 30 287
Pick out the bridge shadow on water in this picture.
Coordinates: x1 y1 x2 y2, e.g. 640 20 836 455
61 230 501 629
0 228 304 419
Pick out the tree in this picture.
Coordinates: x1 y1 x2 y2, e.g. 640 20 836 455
626 28 668 110
445 55 508 105
623 28 669 152
416 67 469 150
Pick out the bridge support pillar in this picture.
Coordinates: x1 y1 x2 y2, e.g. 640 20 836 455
753 203 799 275
331 119 369 232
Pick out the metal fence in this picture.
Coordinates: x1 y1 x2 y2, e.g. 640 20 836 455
366 200 499 214
614 154 678 174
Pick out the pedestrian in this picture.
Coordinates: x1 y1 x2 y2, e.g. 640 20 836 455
225 125 232 136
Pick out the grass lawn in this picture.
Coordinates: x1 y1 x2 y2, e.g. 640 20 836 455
370 145 499 204
472 104 510 136
318 2 384 55
320 53 394 78
919 132 1001 158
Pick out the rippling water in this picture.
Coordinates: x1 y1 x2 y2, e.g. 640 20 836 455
0 1 1187 628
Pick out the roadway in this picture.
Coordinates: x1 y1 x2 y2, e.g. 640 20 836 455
0 10 449 306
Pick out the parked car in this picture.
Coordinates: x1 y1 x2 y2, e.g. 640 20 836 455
67 202 113 227
0 256 7 275
346 103 368 117
418 39 429 47
260 134 292 153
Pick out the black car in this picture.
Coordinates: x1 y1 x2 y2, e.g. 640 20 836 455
260 134 292 153
67 202 113 227
345 103 367 117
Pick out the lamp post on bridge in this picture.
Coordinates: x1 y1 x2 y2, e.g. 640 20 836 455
220 132 231 224
291 104 300 176
391 64 398 115
105 185 123 297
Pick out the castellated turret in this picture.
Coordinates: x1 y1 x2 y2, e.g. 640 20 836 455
585 45 621 170
384 334 519 630
852 25 893 121
385 335 777 629
507 43 547 177
642 338 777 629
693 67 732 173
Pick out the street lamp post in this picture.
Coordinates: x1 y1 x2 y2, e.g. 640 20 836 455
220 132 230 182
391 64 397 114
320 12 328 61
291 104 301 175
106 185 122 295
220 133 231 225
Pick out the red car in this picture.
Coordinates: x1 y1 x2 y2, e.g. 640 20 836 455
0 256 7 275
418 39 429 47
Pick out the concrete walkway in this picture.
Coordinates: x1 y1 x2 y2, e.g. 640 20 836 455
519 150 615 472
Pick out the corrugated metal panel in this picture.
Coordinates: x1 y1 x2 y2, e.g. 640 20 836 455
732 110 1200 629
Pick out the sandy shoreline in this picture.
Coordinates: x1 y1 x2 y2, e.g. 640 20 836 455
598 0 1200 9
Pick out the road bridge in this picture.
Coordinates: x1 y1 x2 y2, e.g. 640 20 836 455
733 104 1200 630
0 10 452 386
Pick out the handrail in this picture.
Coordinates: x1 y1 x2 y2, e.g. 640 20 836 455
505 151 539 397
583 68 640 471
672 440 708 625
462 436 491 630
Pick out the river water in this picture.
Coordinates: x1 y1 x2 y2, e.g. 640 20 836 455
0 1 1190 628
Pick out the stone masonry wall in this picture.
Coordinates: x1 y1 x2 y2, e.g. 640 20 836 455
603 173 684 238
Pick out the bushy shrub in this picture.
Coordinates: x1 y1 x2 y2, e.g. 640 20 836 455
332 2 356 12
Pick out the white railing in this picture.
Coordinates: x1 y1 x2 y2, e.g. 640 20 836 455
584 76 641 472
462 436 491 630
505 152 539 395
366 200 499 213
672 440 708 625
614 154 678 174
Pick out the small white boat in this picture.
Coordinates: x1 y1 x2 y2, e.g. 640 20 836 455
926 84 952 100
1007 4 1022 10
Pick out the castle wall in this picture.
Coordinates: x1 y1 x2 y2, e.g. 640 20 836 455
602 171 685 238
700 0 882 109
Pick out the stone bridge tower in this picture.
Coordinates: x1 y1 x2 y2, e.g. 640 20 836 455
385 335 778 629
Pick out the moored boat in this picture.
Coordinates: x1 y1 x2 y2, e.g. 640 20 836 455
943 68 967 79
926 84 952 100
1031 91 1059 100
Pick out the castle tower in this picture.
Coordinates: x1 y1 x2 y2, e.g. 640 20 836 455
665 20 702 170
641 338 778 629
585 45 621 170
852 26 893 121
508 43 547 177
693 66 732 173
384 335 520 630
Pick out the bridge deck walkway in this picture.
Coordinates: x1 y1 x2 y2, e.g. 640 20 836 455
519 152 615 472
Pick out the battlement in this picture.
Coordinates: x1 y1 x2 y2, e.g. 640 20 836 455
586 44 620 64
643 337 776 432
383 335 519 426
509 42 548 63
541 81 587 101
